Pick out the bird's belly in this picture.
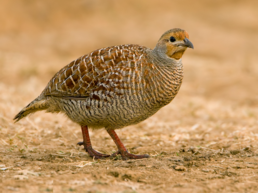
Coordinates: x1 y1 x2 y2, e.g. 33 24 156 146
51 96 166 129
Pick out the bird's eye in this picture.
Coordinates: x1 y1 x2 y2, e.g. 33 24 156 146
170 36 176 42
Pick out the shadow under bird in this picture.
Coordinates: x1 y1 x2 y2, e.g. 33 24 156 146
14 28 194 160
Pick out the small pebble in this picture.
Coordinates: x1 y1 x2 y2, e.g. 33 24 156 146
230 150 240 155
174 166 187 171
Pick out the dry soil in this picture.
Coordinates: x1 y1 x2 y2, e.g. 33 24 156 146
0 0 258 193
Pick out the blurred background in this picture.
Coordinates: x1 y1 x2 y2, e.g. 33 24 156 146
1 0 258 108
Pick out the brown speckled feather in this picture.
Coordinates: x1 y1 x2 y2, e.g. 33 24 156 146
44 44 151 100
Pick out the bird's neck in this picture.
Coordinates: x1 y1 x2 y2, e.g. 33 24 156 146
147 47 183 69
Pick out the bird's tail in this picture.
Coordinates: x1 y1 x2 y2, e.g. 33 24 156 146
14 97 49 122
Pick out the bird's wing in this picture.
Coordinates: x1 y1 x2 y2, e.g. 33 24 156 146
43 44 149 100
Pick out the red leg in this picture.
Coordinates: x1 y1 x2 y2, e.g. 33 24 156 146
106 129 149 160
78 126 109 159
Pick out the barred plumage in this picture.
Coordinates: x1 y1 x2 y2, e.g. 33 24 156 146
14 28 194 160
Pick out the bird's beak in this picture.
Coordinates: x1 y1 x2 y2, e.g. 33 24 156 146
183 38 194 49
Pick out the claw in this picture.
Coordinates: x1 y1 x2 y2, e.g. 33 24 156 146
79 126 110 159
78 141 110 159
77 141 84 146
86 146 110 159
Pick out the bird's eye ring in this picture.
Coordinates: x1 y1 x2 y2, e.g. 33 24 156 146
170 36 176 42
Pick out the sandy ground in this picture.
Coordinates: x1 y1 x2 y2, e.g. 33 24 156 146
0 0 258 192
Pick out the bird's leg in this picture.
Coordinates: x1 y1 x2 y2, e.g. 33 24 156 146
106 129 149 160
78 126 110 159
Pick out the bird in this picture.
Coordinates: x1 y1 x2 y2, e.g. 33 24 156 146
14 28 194 160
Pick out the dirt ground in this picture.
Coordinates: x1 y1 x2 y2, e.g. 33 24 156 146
0 0 258 192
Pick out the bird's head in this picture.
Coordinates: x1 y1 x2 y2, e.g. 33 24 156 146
154 28 194 60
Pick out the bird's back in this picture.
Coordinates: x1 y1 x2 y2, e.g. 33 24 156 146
43 44 150 100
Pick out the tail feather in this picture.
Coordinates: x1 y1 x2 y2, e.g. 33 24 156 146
14 98 49 122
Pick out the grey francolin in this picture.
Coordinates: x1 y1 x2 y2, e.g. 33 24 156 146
14 28 194 160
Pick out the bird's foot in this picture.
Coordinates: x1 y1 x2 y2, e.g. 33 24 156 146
111 150 149 160
77 141 110 159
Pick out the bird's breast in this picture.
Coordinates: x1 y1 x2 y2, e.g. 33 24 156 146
142 64 183 106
